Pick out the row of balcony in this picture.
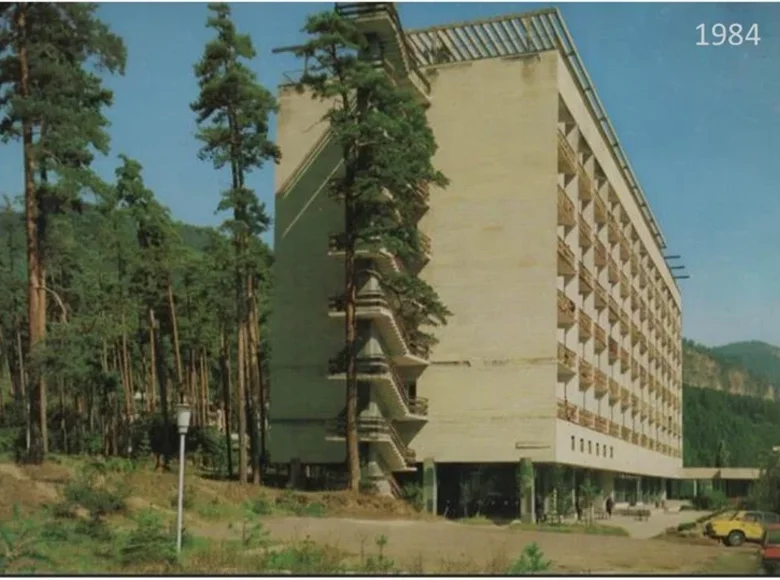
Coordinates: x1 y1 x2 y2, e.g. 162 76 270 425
559 343 681 411
557 399 681 458
325 415 416 471
327 354 429 420
328 231 431 276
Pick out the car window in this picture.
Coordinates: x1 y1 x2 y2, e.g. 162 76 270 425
743 512 761 523
764 513 780 524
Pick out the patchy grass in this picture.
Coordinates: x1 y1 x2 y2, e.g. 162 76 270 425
700 550 761 575
509 521 630 537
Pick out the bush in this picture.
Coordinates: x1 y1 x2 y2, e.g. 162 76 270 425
402 483 424 512
246 494 274 516
692 488 729 511
0 506 48 574
263 537 345 574
508 543 552 574
120 510 177 567
63 462 129 522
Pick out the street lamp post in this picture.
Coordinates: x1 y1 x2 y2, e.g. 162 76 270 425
175 403 192 554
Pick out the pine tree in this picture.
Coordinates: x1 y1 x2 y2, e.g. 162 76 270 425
192 2 280 484
295 10 450 491
0 2 126 462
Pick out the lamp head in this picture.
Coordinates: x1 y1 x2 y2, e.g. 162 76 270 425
176 404 192 435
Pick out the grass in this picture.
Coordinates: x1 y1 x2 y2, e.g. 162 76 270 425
700 551 761 575
510 521 630 537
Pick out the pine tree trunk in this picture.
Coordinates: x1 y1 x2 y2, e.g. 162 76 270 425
147 316 157 413
344 209 360 492
219 330 233 478
17 3 45 464
188 349 198 426
247 284 267 474
121 313 135 418
236 321 248 484
199 350 209 428
246 276 261 484
167 281 184 397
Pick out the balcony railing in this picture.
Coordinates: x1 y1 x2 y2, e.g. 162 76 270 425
607 215 620 244
639 268 648 289
631 394 640 414
557 399 578 422
608 338 619 363
327 354 428 417
608 378 620 404
639 334 648 354
579 360 594 390
594 240 607 269
594 195 607 226
557 343 577 377
620 388 630 409
557 289 576 328
594 324 607 352
326 415 415 465
630 359 639 380
579 311 593 341
648 316 656 334
578 167 594 201
619 312 629 337
328 290 429 359
557 237 576 277
579 216 593 249
631 432 639 445
619 234 630 262
621 426 631 442
594 369 607 397
640 434 648 448
648 407 656 425
558 131 578 175
619 347 629 372
608 297 620 323
630 287 639 312
608 258 619 284
558 186 576 228
594 284 607 310
630 254 639 276
630 323 639 346
640 366 647 387
595 416 608 434
620 273 630 298
328 232 404 274
579 409 595 429
640 402 649 419
609 420 620 438
578 263 595 296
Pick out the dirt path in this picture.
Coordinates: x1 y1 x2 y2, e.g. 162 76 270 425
193 515 732 573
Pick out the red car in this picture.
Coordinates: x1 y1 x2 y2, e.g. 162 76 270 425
762 524 780 574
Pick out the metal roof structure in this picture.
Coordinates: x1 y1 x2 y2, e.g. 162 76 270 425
405 8 668 252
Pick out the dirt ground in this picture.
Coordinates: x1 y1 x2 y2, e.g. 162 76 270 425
0 458 758 574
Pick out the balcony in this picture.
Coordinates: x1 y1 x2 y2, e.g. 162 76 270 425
648 407 656 425
594 239 607 270
557 399 578 422
639 268 648 289
579 217 594 249
607 215 620 245
558 131 577 175
595 416 608 434
631 431 639 445
579 409 595 429
579 264 595 296
608 378 620 404
619 312 630 337
594 284 607 311
609 420 620 438
328 290 429 365
639 334 648 354
579 360 594 391
649 345 657 364
327 354 428 420
608 297 620 323
608 258 619 285
639 366 647 387
640 401 649 419
619 347 630 372
619 273 630 299
325 416 415 472
594 325 607 353
631 394 640 415
648 315 656 334
594 195 607 226
579 311 593 342
558 186 576 229
630 323 640 346
630 288 639 312
640 434 648 448
578 168 594 202
648 375 657 394
630 359 639 381
621 426 631 442
608 337 619 363
619 234 630 262
557 343 577 379
594 369 608 398
557 237 576 278
630 254 639 276
328 233 404 277
620 387 630 410
557 290 576 328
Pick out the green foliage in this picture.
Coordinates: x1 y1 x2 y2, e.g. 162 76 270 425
692 487 729 511
402 482 424 512
63 462 129 522
359 534 396 574
246 494 274 516
0 506 48 574
549 465 573 519
275 490 327 517
744 450 780 513
119 509 176 567
683 385 780 467
508 543 552 574
263 537 346 574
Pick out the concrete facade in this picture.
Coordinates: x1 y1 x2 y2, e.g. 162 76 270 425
269 6 683 494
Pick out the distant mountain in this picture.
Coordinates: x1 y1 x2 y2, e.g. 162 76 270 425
683 338 778 400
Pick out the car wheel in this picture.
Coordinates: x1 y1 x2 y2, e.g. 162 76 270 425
727 530 746 547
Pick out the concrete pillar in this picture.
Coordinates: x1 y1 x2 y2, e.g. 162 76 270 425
422 458 437 514
635 477 642 505
692 479 698 497
518 458 535 523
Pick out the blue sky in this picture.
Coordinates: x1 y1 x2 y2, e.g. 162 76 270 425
1 2 779 348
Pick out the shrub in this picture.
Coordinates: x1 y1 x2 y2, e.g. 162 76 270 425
0 507 48 574
63 462 129 522
263 537 345 574
120 510 177 567
360 534 396 574
246 494 274 516
692 488 729 511
402 483 424 512
508 543 552 574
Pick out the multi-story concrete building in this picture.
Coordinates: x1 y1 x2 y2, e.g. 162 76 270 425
270 3 683 513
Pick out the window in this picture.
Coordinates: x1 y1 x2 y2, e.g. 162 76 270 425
588 441 592 454
596 443 600 455
743 512 761 523
603 444 607 457
610 446 614 458
580 438 584 452
571 435 576 451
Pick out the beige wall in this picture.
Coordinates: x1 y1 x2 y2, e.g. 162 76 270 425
411 54 560 463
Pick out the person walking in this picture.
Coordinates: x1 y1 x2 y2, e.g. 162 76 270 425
605 495 614 519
